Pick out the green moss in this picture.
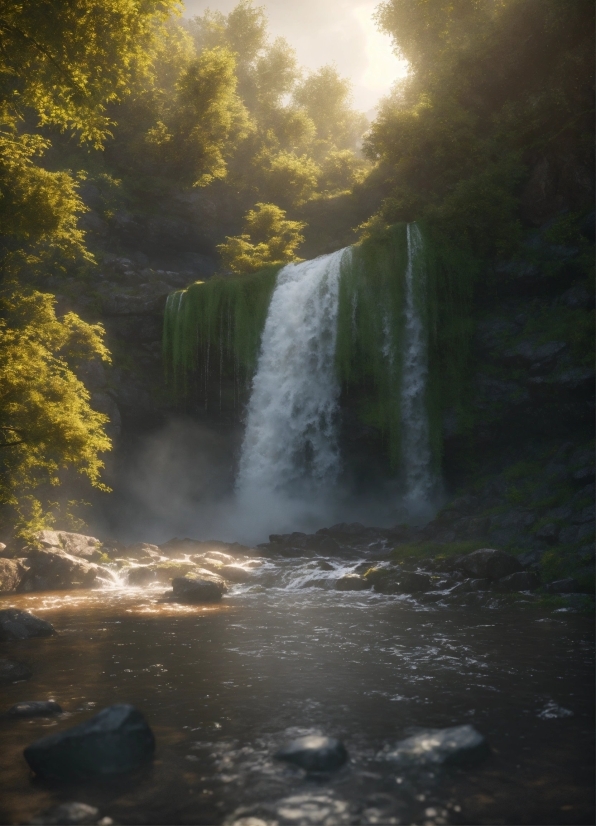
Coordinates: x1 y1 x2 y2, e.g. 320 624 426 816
163 266 279 405
390 539 481 562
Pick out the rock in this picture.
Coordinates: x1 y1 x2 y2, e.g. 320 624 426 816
120 542 162 560
459 548 523 581
397 572 433 593
125 560 197 586
219 563 255 583
384 725 489 767
449 578 491 594
24 704 155 780
0 558 27 592
170 574 227 603
28 802 109 825
18 548 102 592
534 523 559 543
0 609 55 640
365 568 433 594
335 574 368 591
0 658 32 684
7 700 62 717
494 571 540 591
572 503 595 524
543 578 583 594
32 531 102 560
275 735 348 772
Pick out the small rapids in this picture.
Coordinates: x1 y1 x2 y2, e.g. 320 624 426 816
0 550 593 826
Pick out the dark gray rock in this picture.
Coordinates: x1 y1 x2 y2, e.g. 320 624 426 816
459 548 523 581
384 725 489 767
335 574 369 591
0 609 55 640
396 571 433 593
494 571 540 592
7 700 62 717
449 578 491 595
0 658 32 684
170 574 227 603
275 735 348 772
534 523 559 544
28 802 108 825
24 704 155 780
543 578 584 594
0 558 27 592
18 548 101 592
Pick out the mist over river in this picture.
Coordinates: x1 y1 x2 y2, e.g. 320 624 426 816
0 555 593 825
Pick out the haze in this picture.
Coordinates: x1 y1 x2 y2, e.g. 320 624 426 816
182 0 407 112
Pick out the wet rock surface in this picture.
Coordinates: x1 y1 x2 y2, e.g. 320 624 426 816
384 725 490 767
28 801 112 825
0 658 32 684
17 549 104 593
275 735 348 772
169 574 228 603
6 700 62 718
0 609 55 641
24 704 155 780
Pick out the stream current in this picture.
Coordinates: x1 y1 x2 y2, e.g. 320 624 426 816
0 555 593 826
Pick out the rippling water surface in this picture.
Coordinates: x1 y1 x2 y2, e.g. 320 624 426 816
0 557 593 825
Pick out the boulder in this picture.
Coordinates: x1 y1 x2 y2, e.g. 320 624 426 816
125 560 197 586
494 571 540 592
0 609 55 640
0 558 27 592
32 531 102 560
335 574 369 591
384 725 489 767
459 548 523 581
219 563 256 583
18 548 101 592
0 658 32 684
449 578 491 595
28 802 109 825
24 704 155 780
364 568 432 594
7 700 62 717
275 735 348 772
543 578 583 594
170 574 227 603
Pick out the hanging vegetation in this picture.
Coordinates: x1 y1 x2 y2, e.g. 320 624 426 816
163 224 477 472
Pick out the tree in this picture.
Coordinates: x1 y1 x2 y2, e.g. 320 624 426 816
217 203 305 273
0 0 179 535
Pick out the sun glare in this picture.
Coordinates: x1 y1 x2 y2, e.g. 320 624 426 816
353 3 408 98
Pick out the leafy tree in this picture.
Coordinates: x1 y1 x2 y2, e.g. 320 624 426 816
366 0 594 256
0 0 179 535
217 203 305 273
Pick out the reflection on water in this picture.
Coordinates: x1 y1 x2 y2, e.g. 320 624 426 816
0 557 593 825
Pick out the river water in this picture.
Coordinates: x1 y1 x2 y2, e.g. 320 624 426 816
0 557 593 825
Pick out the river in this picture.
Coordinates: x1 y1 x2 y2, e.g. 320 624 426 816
0 554 593 825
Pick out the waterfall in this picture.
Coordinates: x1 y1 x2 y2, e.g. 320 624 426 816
236 248 348 497
401 223 435 505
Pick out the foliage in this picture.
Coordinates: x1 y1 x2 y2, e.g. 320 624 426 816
217 203 305 274
163 266 279 405
0 0 180 534
336 222 476 469
365 0 594 257
0 289 111 536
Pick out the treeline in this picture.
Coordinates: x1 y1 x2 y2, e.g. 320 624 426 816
0 0 593 536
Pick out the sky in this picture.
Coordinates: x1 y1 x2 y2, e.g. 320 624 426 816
181 0 408 114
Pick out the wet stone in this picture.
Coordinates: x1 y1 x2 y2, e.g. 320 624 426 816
7 700 62 717
494 571 540 592
0 608 55 641
384 724 489 768
28 802 111 825
459 548 523 581
24 703 155 780
335 574 368 591
275 735 348 772
0 658 32 684
543 577 584 594
170 574 227 603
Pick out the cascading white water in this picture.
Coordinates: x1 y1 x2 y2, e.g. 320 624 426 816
400 223 435 505
236 248 348 498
